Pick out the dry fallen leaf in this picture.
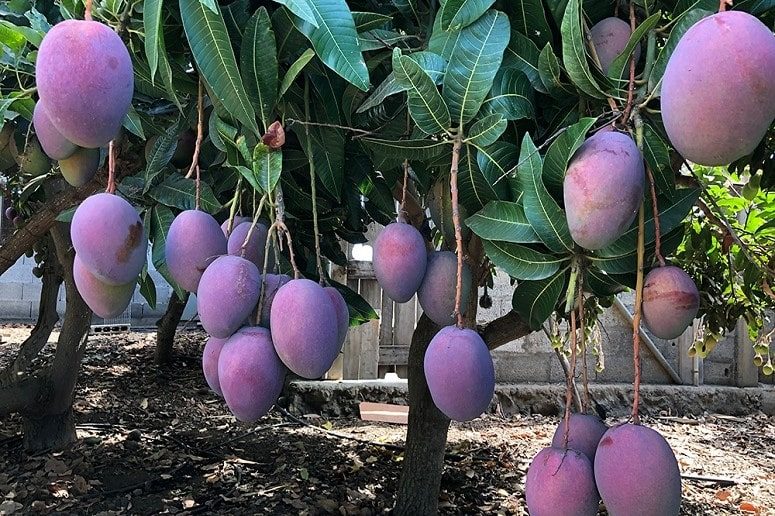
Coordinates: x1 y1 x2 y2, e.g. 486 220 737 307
739 501 760 514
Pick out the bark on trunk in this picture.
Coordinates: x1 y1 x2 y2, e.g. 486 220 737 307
18 222 91 452
22 409 76 451
0 236 62 386
394 314 450 515
155 291 190 366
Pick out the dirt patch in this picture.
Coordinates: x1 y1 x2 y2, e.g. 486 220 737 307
0 327 773 515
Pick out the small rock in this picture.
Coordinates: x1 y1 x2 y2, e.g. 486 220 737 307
126 429 142 441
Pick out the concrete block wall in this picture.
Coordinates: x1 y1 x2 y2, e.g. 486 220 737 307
0 250 197 326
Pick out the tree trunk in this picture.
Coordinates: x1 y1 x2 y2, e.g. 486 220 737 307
394 314 450 515
19 222 91 452
22 409 76 451
0 235 62 386
155 291 190 366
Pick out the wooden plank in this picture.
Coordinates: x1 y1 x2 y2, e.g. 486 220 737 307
342 278 363 379
677 322 695 385
347 261 375 279
359 402 409 425
380 345 410 365
358 280 382 379
393 297 417 348
379 290 394 347
735 318 758 387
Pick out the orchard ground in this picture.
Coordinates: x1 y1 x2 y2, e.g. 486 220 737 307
0 326 773 515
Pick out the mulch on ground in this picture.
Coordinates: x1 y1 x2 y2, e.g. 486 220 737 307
0 326 773 515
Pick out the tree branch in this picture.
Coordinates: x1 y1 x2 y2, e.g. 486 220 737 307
478 311 532 351
0 152 140 277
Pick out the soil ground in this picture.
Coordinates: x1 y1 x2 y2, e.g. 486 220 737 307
0 326 773 515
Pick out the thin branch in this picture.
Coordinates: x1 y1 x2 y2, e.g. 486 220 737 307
304 78 327 285
646 166 665 266
563 306 579 448
631 202 645 425
285 118 375 136
620 1 638 125
398 159 409 222
450 134 465 328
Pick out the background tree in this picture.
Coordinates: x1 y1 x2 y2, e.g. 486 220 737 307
0 0 773 512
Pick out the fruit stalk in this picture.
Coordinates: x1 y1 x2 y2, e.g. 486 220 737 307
84 0 92 20
646 165 665 266
563 300 579 448
449 133 464 328
186 78 205 212
241 194 267 258
106 141 116 194
225 176 242 236
578 274 590 413
274 184 300 279
304 77 327 285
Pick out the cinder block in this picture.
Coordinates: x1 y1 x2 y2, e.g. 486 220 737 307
493 351 551 382
0 282 24 300
0 300 33 320
21 282 42 302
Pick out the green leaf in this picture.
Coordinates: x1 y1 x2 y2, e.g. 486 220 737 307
296 125 345 198
465 113 506 147
598 187 700 257
253 144 282 193
442 9 510 126
479 68 534 121
278 48 316 99
440 0 495 31
482 240 566 280
199 0 218 13
358 29 414 51
428 9 463 61
475 141 519 200
357 51 446 113
361 137 450 162
512 267 568 329
560 0 608 99
517 133 574 254
143 128 179 192
180 0 259 135
122 105 145 139
538 43 572 98
55 206 77 222
585 266 628 296
465 200 540 243
642 123 675 195
272 0 318 27
150 204 186 299
149 175 222 213
392 48 451 135
542 116 596 195
242 7 278 132
459 144 506 211
592 225 685 274
503 30 543 91
352 11 392 31
291 0 370 92
649 8 714 93
143 0 164 80
506 0 552 48
328 279 379 325
138 270 157 310
606 12 660 81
